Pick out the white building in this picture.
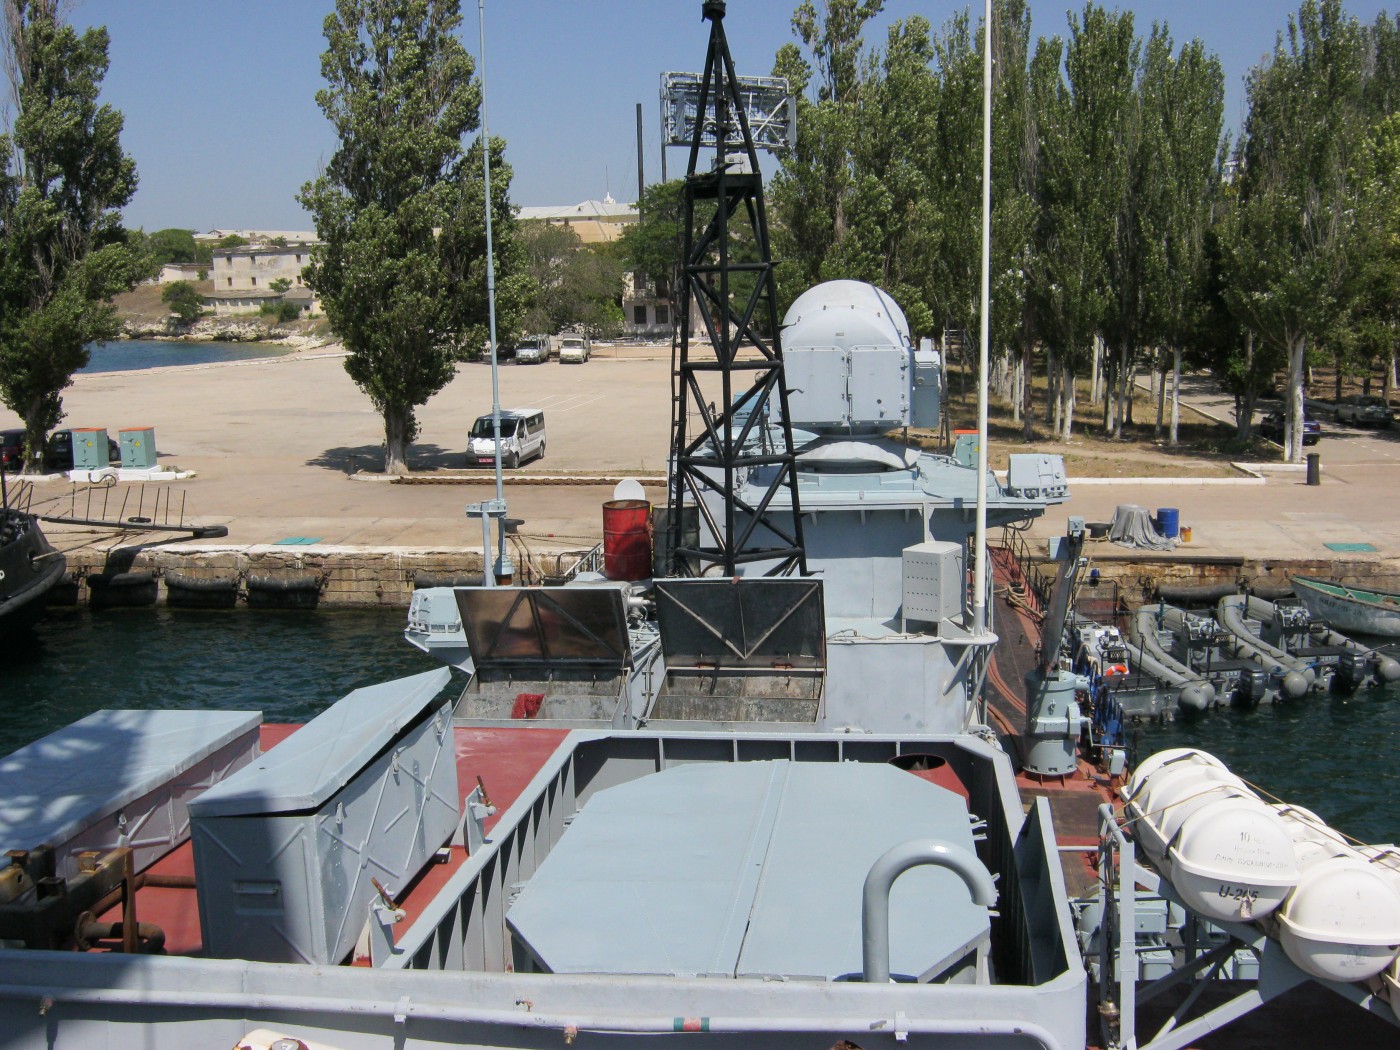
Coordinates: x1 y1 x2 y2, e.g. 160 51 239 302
205 241 319 317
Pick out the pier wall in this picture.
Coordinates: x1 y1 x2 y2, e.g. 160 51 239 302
1027 549 1400 608
55 543 598 609
50 542 1400 611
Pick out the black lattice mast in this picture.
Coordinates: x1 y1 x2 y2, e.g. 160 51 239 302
667 0 806 577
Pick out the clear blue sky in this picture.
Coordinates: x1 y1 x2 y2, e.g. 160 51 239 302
54 0 1396 232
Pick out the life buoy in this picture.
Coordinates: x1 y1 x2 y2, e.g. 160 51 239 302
1107 663 1128 676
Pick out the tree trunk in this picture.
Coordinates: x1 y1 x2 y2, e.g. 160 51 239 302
384 405 413 474
1286 331 1306 464
1334 351 1343 403
1021 343 1035 442
1235 333 1256 442
1090 341 1101 404
1154 349 1166 438
1170 344 1181 446
1060 360 1076 442
1385 348 1396 405
1116 342 1130 436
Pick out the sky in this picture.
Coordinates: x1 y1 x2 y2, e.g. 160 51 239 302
37 0 1399 233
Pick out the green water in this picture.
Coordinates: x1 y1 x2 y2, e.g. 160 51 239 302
7 606 1398 844
1141 682 1400 844
4 606 446 757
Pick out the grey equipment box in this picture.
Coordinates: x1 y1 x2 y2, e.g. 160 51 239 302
189 668 457 964
0 709 262 880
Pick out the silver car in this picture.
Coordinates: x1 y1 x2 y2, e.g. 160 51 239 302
1335 394 1392 427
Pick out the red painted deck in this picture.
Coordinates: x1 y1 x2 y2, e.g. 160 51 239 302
95 724 568 959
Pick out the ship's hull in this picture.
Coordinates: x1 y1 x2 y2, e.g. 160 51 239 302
1293 575 1400 638
0 509 65 638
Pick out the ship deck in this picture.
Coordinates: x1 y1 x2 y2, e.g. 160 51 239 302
93 723 570 959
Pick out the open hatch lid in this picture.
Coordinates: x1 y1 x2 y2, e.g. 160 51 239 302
455 585 632 672
654 578 825 671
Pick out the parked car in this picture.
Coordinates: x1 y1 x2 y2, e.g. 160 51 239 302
1335 394 1393 428
558 335 591 363
514 336 551 364
1259 410 1321 446
0 429 26 473
467 409 545 469
45 428 121 470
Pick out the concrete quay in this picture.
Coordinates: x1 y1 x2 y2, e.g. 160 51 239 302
3 345 1398 606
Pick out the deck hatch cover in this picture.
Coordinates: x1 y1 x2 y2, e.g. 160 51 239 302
187 667 451 816
505 761 988 981
653 578 825 670
456 586 631 670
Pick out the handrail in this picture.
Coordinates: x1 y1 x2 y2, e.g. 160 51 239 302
861 838 997 983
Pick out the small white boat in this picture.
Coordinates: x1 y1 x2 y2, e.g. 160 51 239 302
1292 575 1400 638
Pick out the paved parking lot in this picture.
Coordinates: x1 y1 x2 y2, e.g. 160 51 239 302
1 348 679 548
3 348 1398 566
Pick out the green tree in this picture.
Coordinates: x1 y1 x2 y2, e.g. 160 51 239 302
770 0 888 304
618 178 684 301
1224 0 1364 461
519 222 625 336
299 0 519 473
214 234 248 249
148 228 197 266
987 0 1039 438
1137 29 1224 444
161 280 203 323
0 0 149 466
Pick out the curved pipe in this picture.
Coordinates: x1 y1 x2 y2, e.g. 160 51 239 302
862 839 997 983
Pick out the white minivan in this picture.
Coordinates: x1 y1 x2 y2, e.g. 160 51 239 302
467 409 545 468
558 335 591 363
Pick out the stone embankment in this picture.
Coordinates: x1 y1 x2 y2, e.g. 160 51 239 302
120 317 327 345
55 542 597 610
1027 547 1400 607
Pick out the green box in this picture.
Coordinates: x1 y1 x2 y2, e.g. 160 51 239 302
71 428 109 470
120 427 157 470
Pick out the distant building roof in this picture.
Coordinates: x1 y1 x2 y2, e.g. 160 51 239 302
218 242 318 257
200 229 318 242
517 196 637 222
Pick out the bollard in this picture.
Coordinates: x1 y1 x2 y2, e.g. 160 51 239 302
1306 452 1321 486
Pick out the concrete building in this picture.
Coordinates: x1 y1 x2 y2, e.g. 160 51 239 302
205 241 319 317
623 271 673 339
154 262 207 284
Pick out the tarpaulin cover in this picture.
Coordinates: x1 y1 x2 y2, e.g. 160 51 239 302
1109 504 1176 551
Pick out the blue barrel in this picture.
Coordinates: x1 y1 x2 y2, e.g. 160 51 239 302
1156 507 1180 538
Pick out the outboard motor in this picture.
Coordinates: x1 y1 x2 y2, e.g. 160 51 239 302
1334 650 1361 694
1232 667 1267 706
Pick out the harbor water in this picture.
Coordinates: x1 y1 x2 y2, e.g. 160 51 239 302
82 339 289 373
5 606 443 757
6 606 1398 844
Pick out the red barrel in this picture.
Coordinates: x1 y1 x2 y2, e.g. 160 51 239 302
602 500 652 581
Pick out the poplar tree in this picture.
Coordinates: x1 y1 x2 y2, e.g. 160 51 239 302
300 0 523 474
1225 0 1364 462
0 0 147 469
1137 29 1224 445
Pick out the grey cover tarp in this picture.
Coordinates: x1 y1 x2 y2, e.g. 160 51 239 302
1109 504 1176 551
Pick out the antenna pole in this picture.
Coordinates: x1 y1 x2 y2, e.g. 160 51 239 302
477 0 510 584
972 0 993 634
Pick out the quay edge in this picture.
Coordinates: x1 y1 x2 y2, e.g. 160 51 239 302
46 542 1400 610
